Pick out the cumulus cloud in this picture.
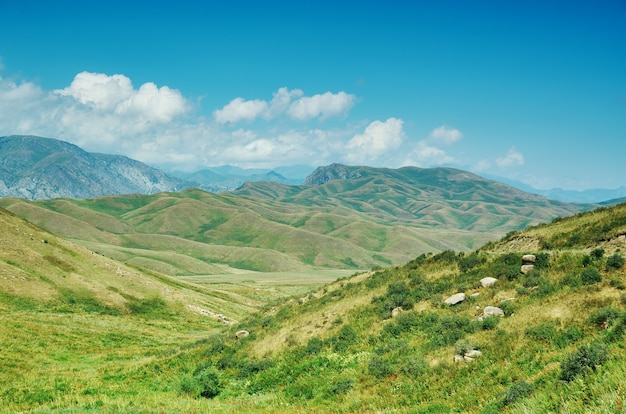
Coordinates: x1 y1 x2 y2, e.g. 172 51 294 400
0 71 357 170
267 87 303 118
496 147 525 167
213 88 354 124
429 125 463 144
405 141 455 166
344 118 405 163
288 91 355 121
56 72 188 122
213 97 268 124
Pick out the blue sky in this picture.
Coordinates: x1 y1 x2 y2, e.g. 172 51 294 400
0 0 624 190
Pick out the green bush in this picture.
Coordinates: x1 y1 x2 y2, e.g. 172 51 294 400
606 253 624 270
590 248 605 260
481 316 500 330
329 376 355 396
581 268 602 285
458 253 484 273
560 272 582 288
499 300 515 316
534 252 551 269
180 369 221 399
303 337 324 356
328 325 357 352
553 327 584 348
589 307 622 329
399 356 427 377
559 342 608 382
525 323 557 343
503 380 534 406
369 355 393 379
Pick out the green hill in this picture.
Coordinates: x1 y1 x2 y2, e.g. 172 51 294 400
2 199 624 412
0 166 588 278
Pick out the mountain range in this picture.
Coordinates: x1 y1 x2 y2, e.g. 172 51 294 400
1 135 624 203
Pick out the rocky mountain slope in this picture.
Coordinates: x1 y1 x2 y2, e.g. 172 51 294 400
0 135 195 199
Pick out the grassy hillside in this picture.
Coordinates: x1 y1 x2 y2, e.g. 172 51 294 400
0 206 345 413
3 202 624 412
0 166 588 277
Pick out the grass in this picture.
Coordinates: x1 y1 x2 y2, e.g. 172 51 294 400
0 192 622 412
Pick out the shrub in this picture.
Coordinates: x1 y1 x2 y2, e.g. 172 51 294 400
534 253 551 269
560 272 582 288
303 337 324 356
180 369 221 399
581 268 602 285
499 300 515 316
432 250 458 264
503 380 534 406
329 376 355 396
371 282 417 318
590 248 605 260
369 356 393 379
525 323 557 343
481 316 500 330
454 339 474 357
559 342 608 382
553 327 585 349
328 325 357 352
458 253 484 273
589 307 622 329
607 253 624 270
399 356 427 377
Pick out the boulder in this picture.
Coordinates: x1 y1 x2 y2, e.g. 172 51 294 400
480 277 498 288
235 330 250 339
391 307 403 318
522 254 536 263
444 292 466 306
521 264 535 274
482 306 505 318
465 349 482 358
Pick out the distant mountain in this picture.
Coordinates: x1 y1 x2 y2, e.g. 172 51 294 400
482 173 626 204
0 135 195 200
170 166 305 192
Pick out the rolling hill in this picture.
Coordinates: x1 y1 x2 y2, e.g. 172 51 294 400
2 199 624 412
0 164 588 276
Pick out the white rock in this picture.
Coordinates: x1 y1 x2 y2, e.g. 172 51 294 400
480 277 498 288
444 292 466 306
482 306 505 318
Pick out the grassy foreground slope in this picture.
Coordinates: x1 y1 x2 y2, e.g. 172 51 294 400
0 166 587 276
161 202 624 413
3 203 623 413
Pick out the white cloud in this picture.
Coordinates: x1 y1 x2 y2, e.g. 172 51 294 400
429 125 463 144
496 147 525 167
56 72 133 111
214 88 354 124
267 87 303 119
344 118 405 163
55 72 188 123
405 141 455 166
287 91 355 121
213 97 269 124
